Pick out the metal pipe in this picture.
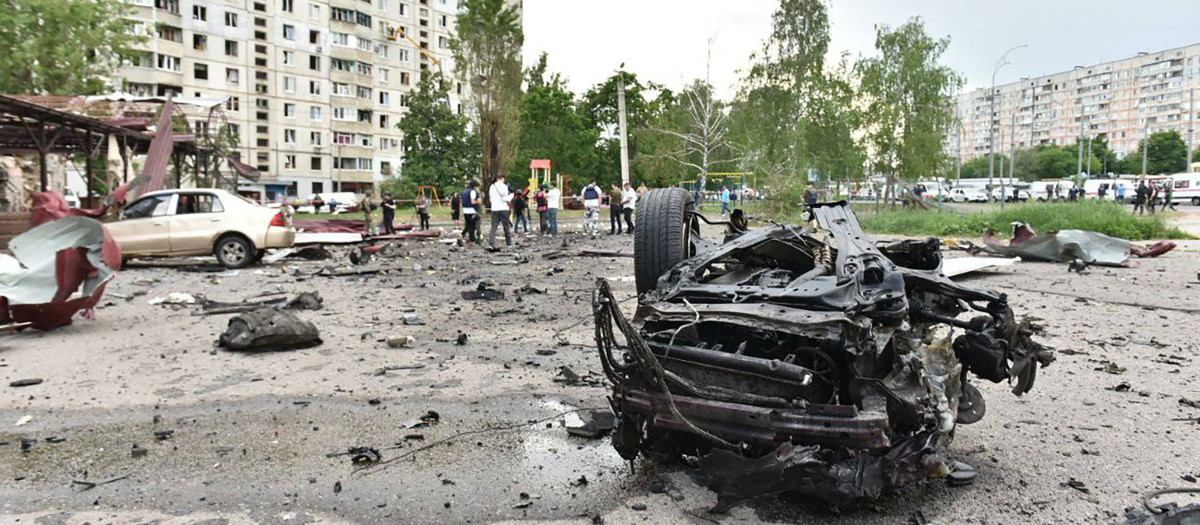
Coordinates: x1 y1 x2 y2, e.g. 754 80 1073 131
988 45 1027 203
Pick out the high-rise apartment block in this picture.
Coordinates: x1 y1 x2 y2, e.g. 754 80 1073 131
952 43 1200 167
115 0 518 201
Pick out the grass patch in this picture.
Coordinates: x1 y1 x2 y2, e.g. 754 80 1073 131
856 201 1193 240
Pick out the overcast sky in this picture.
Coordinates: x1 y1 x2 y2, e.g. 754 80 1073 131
521 0 1200 99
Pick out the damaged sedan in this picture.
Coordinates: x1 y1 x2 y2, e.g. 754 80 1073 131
593 188 1054 511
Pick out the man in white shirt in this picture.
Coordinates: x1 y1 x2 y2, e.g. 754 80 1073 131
488 174 514 250
621 182 638 234
461 180 481 244
547 183 561 237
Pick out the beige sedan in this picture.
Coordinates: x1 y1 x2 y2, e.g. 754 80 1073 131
106 189 295 268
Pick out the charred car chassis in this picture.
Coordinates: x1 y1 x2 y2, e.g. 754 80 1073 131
593 188 1054 511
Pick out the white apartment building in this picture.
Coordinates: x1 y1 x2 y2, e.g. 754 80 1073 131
952 43 1200 166
114 0 503 202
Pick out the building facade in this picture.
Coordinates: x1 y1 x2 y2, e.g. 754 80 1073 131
114 0 508 202
952 43 1200 169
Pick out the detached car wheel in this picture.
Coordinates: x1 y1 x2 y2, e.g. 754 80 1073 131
634 188 699 294
215 235 256 269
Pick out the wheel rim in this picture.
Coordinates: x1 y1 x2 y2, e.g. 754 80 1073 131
222 242 246 264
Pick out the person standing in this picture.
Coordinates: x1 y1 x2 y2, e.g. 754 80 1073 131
1163 180 1176 211
380 192 397 234
720 186 731 215
534 184 549 236
581 181 602 239
547 182 561 237
803 182 819 208
488 174 514 250
512 189 530 235
1147 182 1158 215
1116 183 1126 204
621 182 637 234
416 193 431 230
461 181 481 244
607 183 624 235
1133 180 1148 215
450 190 462 230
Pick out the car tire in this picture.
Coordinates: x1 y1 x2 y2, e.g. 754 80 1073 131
1193 197 1199 206
215 234 256 269
634 188 699 295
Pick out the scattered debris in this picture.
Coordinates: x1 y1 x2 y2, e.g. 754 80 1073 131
9 378 43 388
402 313 424 325
217 307 322 351
1110 488 1200 525
130 444 148 458
149 293 198 306
974 222 1176 267
402 411 441 429
941 256 1020 278
154 430 174 441
349 447 382 465
71 472 131 490
462 282 505 301
283 292 324 311
1180 398 1200 410
14 415 31 426
565 408 616 438
455 332 468 345
387 336 416 348
1063 478 1090 494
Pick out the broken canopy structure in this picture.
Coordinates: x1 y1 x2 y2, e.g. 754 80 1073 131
0 195 120 330
978 223 1175 267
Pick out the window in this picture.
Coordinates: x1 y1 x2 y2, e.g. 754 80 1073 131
356 37 372 51
399 3 407 16
284 76 296 92
158 25 182 43
356 11 372 27
226 97 240 111
193 34 207 50
130 52 153 68
400 72 410 85
309 3 320 18
283 50 294 66
358 158 373 170
176 193 223 214
224 40 239 57
359 134 372 147
332 106 349 120
311 131 323 146
311 156 322 170
438 36 448 49
332 58 353 72
331 32 350 46
376 43 389 58
356 85 371 99
439 14 447 27
155 0 179 14
284 154 296 170
378 91 389 105
332 7 355 23
193 63 209 80
379 0 388 11
284 103 296 117
309 55 320 71
283 24 296 40
226 68 240 84
332 82 351 96
309 30 320 44
124 195 171 219
357 62 372 75
379 114 389 128
310 106 322 120
284 129 297 143
334 132 353 145
398 49 410 62
225 12 238 27
379 68 389 82
281 0 294 12
193 5 207 20
309 80 321 95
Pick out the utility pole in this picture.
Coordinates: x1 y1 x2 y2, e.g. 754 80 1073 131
1007 112 1017 206
616 69 630 187
1189 87 1195 170
1142 125 1149 175
1076 113 1085 181
987 45 1027 203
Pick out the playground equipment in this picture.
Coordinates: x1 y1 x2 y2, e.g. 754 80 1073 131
416 186 442 207
528 159 572 195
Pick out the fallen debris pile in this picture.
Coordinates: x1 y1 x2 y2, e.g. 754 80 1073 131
974 222 1175 267
593 192 1055 511
217 307 322 351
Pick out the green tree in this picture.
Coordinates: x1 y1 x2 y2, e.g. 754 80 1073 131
0 0 145 95
805 56 865 190
651 78 738 190
858 18 962 203
1138 130 1188 174
581 71 662 187
451 0 523 198
513 53 600 190
389 74 477 195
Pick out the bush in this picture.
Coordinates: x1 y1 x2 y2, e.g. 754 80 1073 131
857 201 1192 240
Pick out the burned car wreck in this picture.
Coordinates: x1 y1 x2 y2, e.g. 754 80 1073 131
593 189 1054 511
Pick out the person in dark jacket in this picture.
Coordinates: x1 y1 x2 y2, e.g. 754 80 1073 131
380 192 396 235
608 184 624 235
512 190 530 235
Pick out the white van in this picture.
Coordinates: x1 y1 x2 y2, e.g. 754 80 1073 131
1167 173 1200 205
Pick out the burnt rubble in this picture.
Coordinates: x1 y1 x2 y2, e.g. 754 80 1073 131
593 195 1054 511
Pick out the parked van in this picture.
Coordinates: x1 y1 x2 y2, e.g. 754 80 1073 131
1167 173 1200 205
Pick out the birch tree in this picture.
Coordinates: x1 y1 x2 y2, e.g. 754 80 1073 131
654 79 735 191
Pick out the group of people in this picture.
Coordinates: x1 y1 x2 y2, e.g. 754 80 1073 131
1131 180 1176 215
451 177 567 250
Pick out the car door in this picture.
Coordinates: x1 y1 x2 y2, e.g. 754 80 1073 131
106 194 173 256
167 192 227 255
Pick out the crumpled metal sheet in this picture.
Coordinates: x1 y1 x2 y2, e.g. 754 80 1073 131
0 214 120 331
218 307 321 351
981 223 1176 267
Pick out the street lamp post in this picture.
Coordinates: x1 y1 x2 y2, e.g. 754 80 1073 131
988 44 1027 204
